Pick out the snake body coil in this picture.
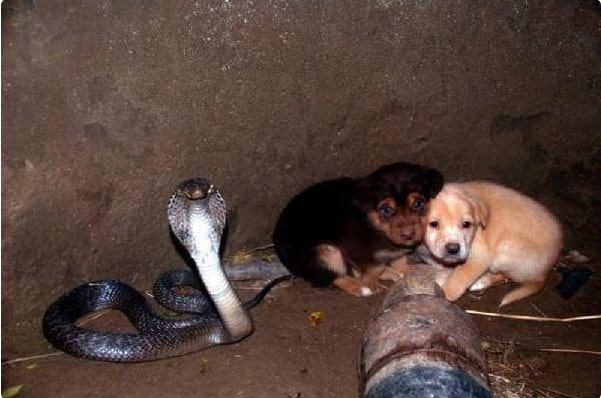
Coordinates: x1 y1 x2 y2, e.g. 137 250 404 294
43 178 287 362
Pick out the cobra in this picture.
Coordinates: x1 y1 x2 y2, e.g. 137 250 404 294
42 178 289 362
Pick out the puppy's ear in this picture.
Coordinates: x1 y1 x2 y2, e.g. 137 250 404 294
352 179 376 213
466 193 490 228
423 167 444 198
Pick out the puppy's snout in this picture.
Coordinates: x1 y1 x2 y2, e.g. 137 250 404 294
400 230 415 240
445 242 460 255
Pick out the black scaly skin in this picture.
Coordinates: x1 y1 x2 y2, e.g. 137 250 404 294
42 178 291 362
42 274 291 362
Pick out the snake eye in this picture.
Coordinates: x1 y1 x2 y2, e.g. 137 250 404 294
461 221 472 229
378 204 395 220
411 195 426 212
429 220 440 229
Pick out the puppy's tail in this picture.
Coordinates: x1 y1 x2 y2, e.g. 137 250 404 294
244 275 294 309
499 281 545 307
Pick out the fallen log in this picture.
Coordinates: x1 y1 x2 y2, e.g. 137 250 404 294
359 265 493 398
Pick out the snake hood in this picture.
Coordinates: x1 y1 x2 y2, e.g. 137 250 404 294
168 178 226 260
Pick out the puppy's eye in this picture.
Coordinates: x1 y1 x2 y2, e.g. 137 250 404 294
378 205 395 219
411 196 426 212
429 220 439 228
461 221 472 229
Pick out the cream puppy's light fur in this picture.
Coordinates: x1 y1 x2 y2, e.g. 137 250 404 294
419 181 563 307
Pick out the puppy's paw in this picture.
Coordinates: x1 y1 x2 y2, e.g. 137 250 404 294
379 266 405 282
469 273 507 292
333 277 378 297
469 279 488 292
442 283 466 302
434 268 452 288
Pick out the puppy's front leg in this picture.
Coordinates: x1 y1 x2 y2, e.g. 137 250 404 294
361 264 389 293
390 256 410 276
442 260 488 301
379 267 404 283
469 272 507 292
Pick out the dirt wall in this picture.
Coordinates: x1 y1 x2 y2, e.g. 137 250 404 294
2 0 600 354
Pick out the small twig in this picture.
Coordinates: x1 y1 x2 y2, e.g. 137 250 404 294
1 352 63 366
502 341 515 364
75 309 111 326
542 387 581 398
488 373 511 383
527 380 579 398
529 302 548 318
466 310 601 322
496 362 517 373
238 244 274 256
487 338 601 357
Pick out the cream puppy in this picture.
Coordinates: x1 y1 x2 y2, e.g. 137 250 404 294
418 181 563 307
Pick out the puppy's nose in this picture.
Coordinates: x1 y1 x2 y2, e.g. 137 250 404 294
400 230 415 240
445 243 460 255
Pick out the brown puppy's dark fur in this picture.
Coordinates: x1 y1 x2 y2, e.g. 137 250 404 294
272 162 444 296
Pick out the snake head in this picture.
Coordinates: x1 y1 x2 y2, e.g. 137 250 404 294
180 178 214 200
168 178 227 257
171 178 212 205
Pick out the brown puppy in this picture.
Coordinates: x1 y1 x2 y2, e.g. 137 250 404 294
418 181 563 307
272 162 444 296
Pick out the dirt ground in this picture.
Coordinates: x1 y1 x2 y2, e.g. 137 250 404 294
2 244 600 398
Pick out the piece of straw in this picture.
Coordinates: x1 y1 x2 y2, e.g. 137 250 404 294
465 310 601 322
537 348 601 356
236 244 275 256
75 309 111 326
1 352 63 366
